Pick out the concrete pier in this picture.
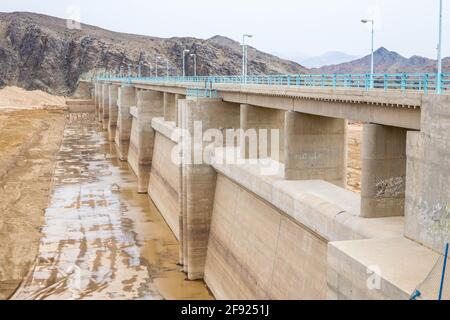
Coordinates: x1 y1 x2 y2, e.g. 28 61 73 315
361 124 407 218
284 111 347 187
128 90 164 193
163 92 177 123
101 83 110 130
180 98 240 280
108 84 119 142
240 104 285 161
115 85 136 161
405 95 450 252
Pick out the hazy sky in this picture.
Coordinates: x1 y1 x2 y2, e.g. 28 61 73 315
1 0 448 59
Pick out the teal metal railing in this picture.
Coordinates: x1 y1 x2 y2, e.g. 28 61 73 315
186 88 219 99
96 73 450 94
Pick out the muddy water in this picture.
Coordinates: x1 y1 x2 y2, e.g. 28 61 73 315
15 113 212 300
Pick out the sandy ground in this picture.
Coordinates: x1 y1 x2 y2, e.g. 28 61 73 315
0 108 66 299
347 123 363 193
0 86 66 110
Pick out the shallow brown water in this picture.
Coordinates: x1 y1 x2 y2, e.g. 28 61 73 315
14 113 212 300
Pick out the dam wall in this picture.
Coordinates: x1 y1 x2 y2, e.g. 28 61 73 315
93 79 449 300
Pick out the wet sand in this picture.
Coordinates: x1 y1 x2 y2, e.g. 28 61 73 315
13 113 212 300
0 109 66 299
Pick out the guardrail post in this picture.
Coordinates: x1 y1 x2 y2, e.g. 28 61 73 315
287 75 291 87
424 74 429 95
401 73 407 92
333 74 337 89
384 74 388 91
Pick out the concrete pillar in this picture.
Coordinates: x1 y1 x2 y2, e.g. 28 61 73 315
94 83 100 120
101 83 110 130
108 85 119 142
128 90 164 193
240 104 285 162
163 92 177 122
405 95 450 252
361 124 407 218
284 111 347 187
115 85 136 161
180 98 240 280
175 94 185 128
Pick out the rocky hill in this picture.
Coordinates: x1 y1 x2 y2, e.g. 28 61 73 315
0 12 308 95
313 47 450 74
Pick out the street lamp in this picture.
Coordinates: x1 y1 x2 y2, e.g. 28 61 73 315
361 19 375 88
190 54 197 77
127 64 132 77
155 56 161 77
437 0 444 94
242 34 253 84
182 49 190 77
166 59 170 78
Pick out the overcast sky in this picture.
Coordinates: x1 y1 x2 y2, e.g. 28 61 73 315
1 0 448 59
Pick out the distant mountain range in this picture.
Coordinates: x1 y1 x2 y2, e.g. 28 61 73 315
277 51 361 68
313 47 450 74
0 12 448 95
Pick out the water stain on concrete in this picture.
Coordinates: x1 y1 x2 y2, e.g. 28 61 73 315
14 113 212 300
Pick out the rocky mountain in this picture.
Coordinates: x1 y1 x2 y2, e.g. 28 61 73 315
298 52 361 68
313 47 450 74
0 12 308 95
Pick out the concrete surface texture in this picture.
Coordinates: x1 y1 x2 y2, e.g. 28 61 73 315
148 130 181 240
204 174 328 300
128 90 164 193
180 98 240 280
240 104 285 162
284 111 347 187
361 124 407 218
405 95 450 252
101 83 110 130
114 85 136 161
108 84 119 142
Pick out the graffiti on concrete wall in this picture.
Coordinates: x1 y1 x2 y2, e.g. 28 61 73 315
418 201 450 245
375 176 405 198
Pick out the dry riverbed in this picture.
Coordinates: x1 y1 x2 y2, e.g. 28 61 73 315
0 108 66 299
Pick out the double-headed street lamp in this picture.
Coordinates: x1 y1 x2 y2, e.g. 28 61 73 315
190 53 197 77
361 19 375 88
242 34 253 84
182 49 190 77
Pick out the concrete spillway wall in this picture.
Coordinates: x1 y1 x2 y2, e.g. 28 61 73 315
148 130 181 240
205 174 328 300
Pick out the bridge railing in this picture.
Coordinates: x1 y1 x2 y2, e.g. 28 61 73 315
97 73 450 94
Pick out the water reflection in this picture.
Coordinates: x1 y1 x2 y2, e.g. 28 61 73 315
15 113 212 300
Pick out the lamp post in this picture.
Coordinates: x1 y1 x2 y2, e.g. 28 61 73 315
182 49 190 77
361 19 375 88
155 56 160 77
166 59 170 78
190 54 197 77
437 0 444 94
242 34 253 84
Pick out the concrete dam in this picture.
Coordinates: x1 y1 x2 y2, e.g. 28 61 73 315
68 77 448 300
